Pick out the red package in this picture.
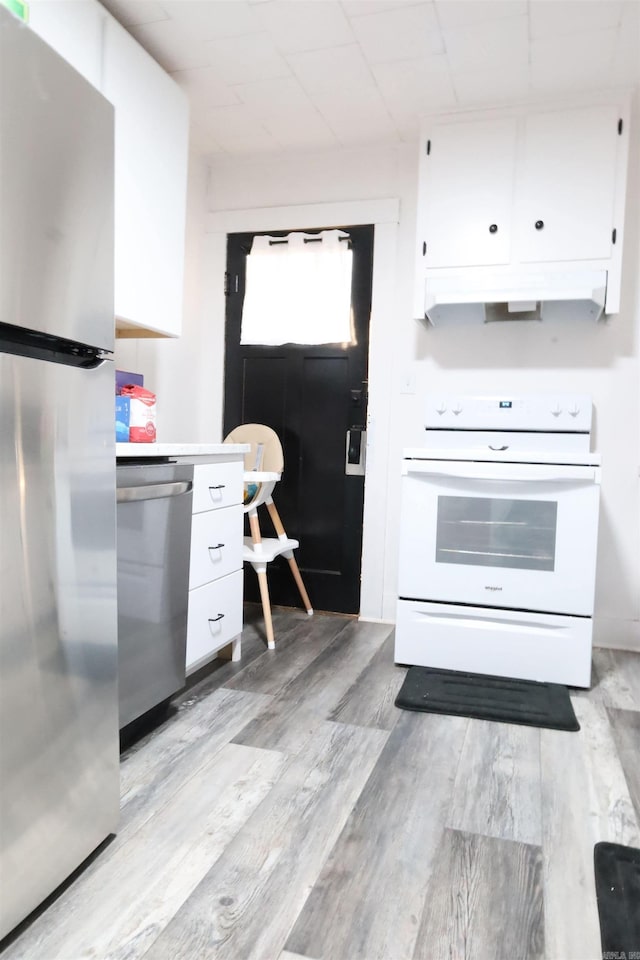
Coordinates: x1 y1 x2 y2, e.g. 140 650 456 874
121 384 156 442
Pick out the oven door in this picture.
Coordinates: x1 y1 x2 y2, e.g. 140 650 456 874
398 459 600 616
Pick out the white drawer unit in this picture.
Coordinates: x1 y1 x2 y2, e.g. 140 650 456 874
189 506 243 590
395 599 593 688
186 571 243 671
192 461 244 514
186 458 245 673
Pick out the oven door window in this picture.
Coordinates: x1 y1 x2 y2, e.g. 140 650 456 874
436 496 558 571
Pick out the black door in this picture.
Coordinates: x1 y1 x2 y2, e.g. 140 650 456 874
223 224 373 614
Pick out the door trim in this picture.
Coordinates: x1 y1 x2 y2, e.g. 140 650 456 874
206 198 399 620
207 198 399 234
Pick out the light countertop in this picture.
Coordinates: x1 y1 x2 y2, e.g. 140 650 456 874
116 442 250 457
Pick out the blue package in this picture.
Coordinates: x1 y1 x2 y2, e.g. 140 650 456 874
115 396 130 442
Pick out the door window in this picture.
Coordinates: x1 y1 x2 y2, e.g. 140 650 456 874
240 229 353 345
435 496 558 571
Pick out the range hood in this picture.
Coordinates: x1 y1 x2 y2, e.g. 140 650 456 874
422 269 608 325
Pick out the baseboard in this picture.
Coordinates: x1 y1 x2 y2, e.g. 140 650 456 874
358 616 395 625
593 617 640 652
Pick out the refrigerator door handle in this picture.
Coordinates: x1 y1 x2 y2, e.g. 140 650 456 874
0 322 111 368
117 480 193 503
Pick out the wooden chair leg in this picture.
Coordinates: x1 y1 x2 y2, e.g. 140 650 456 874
266 499 286 538
256 567 275 650
249 511 262 546
285 553 313 615
266 500 313 616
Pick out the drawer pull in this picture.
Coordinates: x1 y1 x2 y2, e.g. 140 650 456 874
209 484 226 490
208 543 225 551
208 614 225 623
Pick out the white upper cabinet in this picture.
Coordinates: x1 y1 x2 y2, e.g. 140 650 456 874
420 118 517 269
27 2 189 339
415 96 630 321
516 105 619 264
102 16 189 338
28 0 105 89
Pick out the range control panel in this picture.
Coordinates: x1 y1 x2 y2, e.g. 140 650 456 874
424 394 593 433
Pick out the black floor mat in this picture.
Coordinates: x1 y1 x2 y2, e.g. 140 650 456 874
594 842 640 957
394 666 579 731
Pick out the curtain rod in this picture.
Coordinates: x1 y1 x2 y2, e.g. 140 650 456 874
268 236 350 246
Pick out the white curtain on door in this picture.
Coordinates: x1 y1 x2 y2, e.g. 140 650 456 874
240 229 354 345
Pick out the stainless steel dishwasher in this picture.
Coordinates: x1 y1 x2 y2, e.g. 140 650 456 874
116 461 193 729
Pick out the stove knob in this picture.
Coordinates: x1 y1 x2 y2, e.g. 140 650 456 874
551 404 562 418
452 402 463 416
569 404 580 418
436 401 447 415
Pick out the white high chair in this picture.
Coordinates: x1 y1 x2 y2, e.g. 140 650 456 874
224 424 313 649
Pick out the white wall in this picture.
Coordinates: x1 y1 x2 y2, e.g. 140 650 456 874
123 102 640 652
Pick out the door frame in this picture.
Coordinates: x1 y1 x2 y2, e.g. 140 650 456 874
206 198 399 620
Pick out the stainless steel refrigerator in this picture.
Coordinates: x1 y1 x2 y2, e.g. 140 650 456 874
0 5 118 940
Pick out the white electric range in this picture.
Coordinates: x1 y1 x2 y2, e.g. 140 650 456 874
395 394 601 687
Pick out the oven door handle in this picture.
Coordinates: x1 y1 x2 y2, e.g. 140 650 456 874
402 461 600 483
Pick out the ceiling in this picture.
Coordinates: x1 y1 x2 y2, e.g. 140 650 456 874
101 0 640 157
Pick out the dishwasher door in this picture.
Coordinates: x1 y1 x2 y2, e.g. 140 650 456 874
117 462 193 729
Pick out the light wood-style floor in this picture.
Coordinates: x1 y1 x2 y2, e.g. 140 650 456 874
3 607 639 960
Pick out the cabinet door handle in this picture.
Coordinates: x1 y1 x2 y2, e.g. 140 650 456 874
208 614 225 623
209 484 226 490
535 220 544 230
489 224 498 233
208 543 225 551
